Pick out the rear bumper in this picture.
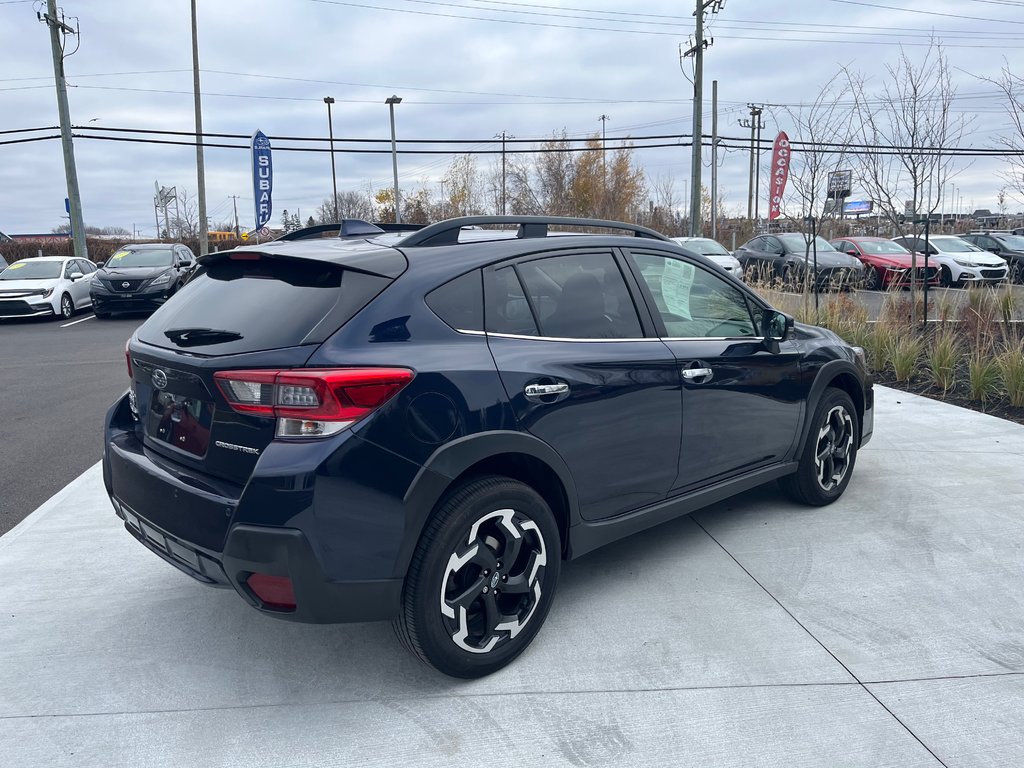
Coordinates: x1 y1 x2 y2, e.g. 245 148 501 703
102 393 416 623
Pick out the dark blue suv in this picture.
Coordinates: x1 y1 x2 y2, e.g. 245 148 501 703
103 216 873 678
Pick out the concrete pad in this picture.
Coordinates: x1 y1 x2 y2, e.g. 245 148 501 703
694 387 1024 682
1 385 1020 766
1 684 941 768
868 676 1024 768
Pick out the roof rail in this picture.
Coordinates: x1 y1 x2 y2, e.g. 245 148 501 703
394 215 670 247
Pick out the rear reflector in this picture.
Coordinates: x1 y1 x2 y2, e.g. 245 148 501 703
246 573 296 611
214 368 414 437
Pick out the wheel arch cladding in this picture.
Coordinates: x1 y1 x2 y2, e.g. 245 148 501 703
797 362 866 458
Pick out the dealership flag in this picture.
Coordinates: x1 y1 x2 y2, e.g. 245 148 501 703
768 131 790 222
251 130 273 230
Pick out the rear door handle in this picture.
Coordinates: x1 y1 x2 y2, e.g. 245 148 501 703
524 382 569 398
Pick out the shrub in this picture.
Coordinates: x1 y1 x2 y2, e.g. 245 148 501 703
887 331 924 383
927 328 959 394
998 344 1024 408
968 348 1000 404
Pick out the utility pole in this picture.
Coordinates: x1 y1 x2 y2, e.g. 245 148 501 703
599 114 610 211
711 79 718 239
190 0 209 256
738 104 762 222
230 195 240 238
682 0 723 237
496 131 514 215
324 97 338 221
40 1 87 259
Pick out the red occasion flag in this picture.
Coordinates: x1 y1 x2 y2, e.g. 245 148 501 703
768 131 791 221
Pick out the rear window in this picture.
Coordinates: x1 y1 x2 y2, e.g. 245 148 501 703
137 257 392 354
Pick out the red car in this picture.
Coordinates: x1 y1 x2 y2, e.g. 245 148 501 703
830 237 941 290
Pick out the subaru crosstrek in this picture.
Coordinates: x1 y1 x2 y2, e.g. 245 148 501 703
103 215 874 678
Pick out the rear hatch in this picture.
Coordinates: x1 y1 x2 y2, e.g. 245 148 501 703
129 245 403 485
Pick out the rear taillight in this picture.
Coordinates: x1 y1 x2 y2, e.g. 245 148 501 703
214 368 414 438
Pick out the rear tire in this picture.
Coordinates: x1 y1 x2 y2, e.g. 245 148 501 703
780 388 859 506
394 476 560 678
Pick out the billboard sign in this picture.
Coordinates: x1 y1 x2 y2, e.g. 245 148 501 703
768 131 791 222
251 130 273 230
843 200 873 215
827 169 852 199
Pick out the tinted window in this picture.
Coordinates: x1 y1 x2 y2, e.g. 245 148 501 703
426 270 483 331
516 251 642 339
763 237 781 252
630 252 756 338
137 257 392 354
486 266 538 336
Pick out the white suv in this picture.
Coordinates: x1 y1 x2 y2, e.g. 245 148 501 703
891 235 1008 287
670 237 744 281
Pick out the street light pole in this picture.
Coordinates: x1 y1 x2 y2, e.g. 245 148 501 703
190 0 208 257
324 97 338 221
386 95 402 224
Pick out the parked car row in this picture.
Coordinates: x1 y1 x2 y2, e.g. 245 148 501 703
0 243 197 321
727 231 1020 291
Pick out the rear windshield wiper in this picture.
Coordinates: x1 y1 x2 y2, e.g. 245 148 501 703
164 327 244 347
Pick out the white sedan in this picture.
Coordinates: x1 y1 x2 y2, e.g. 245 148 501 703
0 256 97 320
670 237 745 281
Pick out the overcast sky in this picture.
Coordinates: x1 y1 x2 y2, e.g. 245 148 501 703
2 0 1023 236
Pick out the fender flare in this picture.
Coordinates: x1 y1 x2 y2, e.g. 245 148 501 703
394 430 580 573
794 359 867 458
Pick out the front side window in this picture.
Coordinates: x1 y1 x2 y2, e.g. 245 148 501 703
630 252 757 339
515 251 643 339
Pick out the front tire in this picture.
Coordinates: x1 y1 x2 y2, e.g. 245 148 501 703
864 267 881 291
940 265 954 287
394 476 560 678
59 293 74 319
780 388 859 506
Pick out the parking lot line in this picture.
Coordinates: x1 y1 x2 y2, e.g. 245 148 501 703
60 314 95 328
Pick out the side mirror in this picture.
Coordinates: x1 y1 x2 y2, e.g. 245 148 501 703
763 309 793 342
69 272 84 281
988 246 1001 254
846 249 858 257
95 261 105 268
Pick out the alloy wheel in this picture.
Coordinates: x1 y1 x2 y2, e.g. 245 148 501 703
439 508 548 654
60 294 73 319
814 405 854 492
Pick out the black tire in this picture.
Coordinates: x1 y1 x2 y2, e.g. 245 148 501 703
59 293 74 319
939 265 953 287
394 476 560 678
863 267 881 291
94 311 111 319
780 388 859 506
782 265 796 292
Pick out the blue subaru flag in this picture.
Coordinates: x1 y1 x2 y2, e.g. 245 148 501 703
251 130 273 230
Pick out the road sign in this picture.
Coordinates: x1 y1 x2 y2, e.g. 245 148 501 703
827 170 852 199
240 231 249 241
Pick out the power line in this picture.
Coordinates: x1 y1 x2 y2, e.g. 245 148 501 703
824 0 1024 25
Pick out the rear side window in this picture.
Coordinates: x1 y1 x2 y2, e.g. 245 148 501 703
486 266 538 336
425 270 483 331
137 257 392 354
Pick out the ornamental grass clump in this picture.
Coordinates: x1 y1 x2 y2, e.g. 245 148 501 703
927 327 959 394
998 344 1024 408
887 331 924 383
968 346 1000 404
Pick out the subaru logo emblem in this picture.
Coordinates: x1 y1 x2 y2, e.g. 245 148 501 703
122 281 131 288
152 369 168 390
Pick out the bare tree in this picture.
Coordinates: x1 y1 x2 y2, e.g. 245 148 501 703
845 39 972 318
845 40 970 233
980 62 1024 205
770 71 856 230
315 190 375 224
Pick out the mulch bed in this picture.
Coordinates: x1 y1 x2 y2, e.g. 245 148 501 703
872 370 1024 427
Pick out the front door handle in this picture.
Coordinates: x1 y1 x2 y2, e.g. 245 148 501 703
524 382 569 398
681 368 712 380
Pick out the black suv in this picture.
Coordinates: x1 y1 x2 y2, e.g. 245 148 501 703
960 232 1024 283
91 242 197 317
103 216 874 678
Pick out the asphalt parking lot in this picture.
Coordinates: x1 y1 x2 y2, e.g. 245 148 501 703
2 386 1021 768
